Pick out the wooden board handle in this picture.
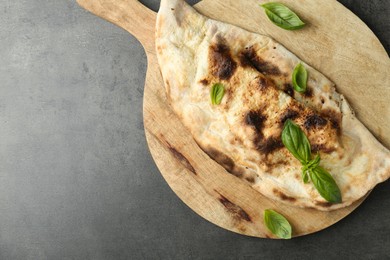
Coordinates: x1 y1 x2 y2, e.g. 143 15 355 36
77 0 156 53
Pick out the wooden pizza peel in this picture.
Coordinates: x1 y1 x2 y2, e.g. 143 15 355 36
76 0 390 238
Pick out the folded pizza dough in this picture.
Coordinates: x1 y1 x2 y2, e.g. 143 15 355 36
155 0 390 210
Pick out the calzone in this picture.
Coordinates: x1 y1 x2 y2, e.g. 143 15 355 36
155 0 390 210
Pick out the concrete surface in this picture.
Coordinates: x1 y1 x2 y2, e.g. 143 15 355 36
0 0 389 259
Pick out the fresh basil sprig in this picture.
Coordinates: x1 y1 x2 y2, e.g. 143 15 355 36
264 209 292 239
292 63 308 93
282 119 342 203
210 83 225 105
260 2 305 30
309 166 342 203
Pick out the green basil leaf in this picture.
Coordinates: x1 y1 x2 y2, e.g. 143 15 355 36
282 120 341 203
301 168 309 183
281 119 311 164
261 2 305 30
292 63 308 93
210 83 225 105
301 154 320 183
264 209 292 239
307 153 320 169
309 166 342 203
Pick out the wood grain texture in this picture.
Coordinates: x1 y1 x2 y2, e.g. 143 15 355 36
76 0 389 238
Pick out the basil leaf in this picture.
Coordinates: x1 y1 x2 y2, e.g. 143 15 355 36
261 2 305 30
309 166 342 203
282 119 311 164
264 209 292 239
301 154 320 183
210 83 225 105
301 168 309 183
292 63 308 93
307 153 320 168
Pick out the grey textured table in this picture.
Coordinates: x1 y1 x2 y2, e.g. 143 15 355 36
0 0 389 259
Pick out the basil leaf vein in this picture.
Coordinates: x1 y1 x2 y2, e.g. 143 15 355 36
261 2 305 30
292 63 308 93
309 166 342 203
264 209 292 239
281 119 311 164
210 83 225 105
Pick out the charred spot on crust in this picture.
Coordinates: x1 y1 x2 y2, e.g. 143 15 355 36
321 109 342 135
259 159 289 171
246 110 284 155
283 83 294 98
315 201 333 207
280 109 299 126
239 50 252 67
273 188 296 202
329 118 340 134
255 137 284 155
239 47 282 75
245 110 267 134
217 192 252 222
262 159 290 171
199 79 209 85
168 147 196 175
209 42 237 80
311 143 336 154
204 147 235 173
257 77 270 91
303 87 313 97
304 114 327 130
